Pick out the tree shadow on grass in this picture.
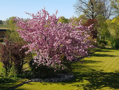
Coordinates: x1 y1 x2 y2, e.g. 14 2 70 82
0 77 16 84
0 77 16 90
96 49 113 52
58 69 119 90
83 71 119 90
91 53 117 57
59 60 119 90
56 56 119 90
72 59 101 70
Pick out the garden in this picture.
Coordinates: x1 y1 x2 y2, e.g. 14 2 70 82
0 7 119 90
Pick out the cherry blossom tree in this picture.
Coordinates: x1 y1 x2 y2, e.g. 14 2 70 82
15 8 94 70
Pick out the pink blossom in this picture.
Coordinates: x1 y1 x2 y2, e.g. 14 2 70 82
15 8 95 70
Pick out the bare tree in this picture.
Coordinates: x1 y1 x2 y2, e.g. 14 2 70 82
110 0 119 17
74 0 113 19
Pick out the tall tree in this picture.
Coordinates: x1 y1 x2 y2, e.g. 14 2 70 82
83 19 98 39
96 15 110 40
8 16 17 30
68 14 88 26
110 0 119 16
74 0 113 19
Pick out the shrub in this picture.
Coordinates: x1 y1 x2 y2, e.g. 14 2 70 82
0 66 6 77
98 40 107 45
8 66 17 78
0 39 12 76
110 37 119 49
0 36 30 76
28 54 73 78
29 59 55 78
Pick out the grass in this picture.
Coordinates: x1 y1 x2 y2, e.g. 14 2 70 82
0 24 9 29
14 48 119 90
0 62 3 73
0 77 29 90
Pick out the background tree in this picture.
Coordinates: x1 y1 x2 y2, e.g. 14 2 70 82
8 16 17 30
106 15 119 49
69 14 88 26
110 0 119 16
74 0 113 19
5 18 10 25
4 17 33 65
57 16 69 23
0 20 3 24
109 16 119 38
83 19 98 39
96 15 110 41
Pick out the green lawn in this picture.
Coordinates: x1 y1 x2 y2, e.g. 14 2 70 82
14 48 119 90
0 24 9 29
0 62 3 73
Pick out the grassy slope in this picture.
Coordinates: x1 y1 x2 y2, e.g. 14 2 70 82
15 48 119 90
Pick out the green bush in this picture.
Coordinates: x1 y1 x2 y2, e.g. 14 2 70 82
88 47 101 54
8 66 17 79
0 36 31 76
98 40 107 45
29 55 72 78
0 67 6 77
29 59 55 78
110 37 119 49
0 38 3 42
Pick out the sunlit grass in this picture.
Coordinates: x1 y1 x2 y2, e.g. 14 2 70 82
0 62 3 73
15 48 119 90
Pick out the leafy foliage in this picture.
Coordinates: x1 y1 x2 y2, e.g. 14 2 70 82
7 17 17 30
83 19 98 39
96 15 110 41
106 15 119 49
57 16 69 23
0 36 30 76
69 15 88 26
29 59 55 78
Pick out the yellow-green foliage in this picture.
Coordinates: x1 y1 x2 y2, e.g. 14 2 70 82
57 16 69 24
106 16 119 38
69 14 87 26
8 16 17 30
110 0 119 14
4 29 25 43
96 15 110 40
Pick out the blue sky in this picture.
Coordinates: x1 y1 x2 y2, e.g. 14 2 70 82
0 0 79 21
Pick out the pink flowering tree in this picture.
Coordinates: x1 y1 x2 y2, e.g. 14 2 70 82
15 8 94 71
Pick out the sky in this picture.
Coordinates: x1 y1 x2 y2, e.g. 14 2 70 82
0 0 79 21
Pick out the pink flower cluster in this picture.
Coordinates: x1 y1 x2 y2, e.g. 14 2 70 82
15 8 94 69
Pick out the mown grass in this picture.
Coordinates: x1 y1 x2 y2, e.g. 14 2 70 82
0 24 9 29
0 62 2 73
15 48 119 90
